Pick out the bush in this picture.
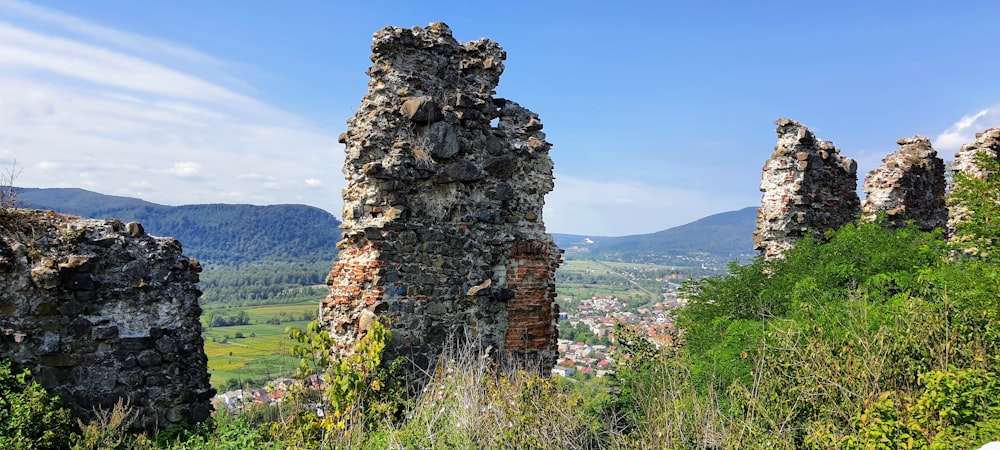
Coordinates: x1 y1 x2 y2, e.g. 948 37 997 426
0 359 76 450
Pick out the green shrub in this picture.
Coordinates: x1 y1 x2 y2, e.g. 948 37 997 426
0 359 76 450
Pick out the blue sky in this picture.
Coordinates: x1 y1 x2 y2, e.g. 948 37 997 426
1 1 998 236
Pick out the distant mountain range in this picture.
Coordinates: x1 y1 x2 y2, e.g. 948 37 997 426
16 188 341 266
552 207 758 266
16 187 757 267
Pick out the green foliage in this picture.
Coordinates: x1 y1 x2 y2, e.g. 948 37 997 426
678 222 944 391
151 414 280 450
659 210 1000 448
559 320 612 345
390 345 609 450
0 359 75 450
197 262 329 306
206 310 251 327
843 369 1000 449
948 150 1000 260
70 398 142 450
278 320 403 446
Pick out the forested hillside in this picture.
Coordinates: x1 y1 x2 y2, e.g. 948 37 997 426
17 188 341 265
17 188 340 305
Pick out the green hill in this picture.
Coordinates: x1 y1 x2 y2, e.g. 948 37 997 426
16 187 341 266
553 206 758 266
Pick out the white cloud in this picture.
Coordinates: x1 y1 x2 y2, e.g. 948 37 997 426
34 160 58 170
0 6 345 215
544 173 755 236
935 108 999 152
0 24 256 106
165 162 204 179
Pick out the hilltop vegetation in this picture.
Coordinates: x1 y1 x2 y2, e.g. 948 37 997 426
10 159 1000 449
9 158 1000 448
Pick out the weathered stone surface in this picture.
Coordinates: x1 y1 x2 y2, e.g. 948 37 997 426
0 211 213 430
428 122 459 159
322 23 561 383
861 135 946 230
754 118 860 259
401 96 443 124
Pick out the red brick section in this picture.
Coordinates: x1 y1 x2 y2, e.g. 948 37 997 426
324 241 384 309
504 240 561 370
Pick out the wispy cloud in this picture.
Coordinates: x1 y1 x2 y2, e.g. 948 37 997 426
0 1 343 212
935 107 999 152
0 0 225 66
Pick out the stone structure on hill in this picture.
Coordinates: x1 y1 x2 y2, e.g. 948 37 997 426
753 118 860 259
321 23 561 379
861 135 947 230
948 128 1000 236
0 211 214 430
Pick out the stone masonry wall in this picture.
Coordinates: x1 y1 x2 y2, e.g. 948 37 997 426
321 23 561 380
754 118 860 259
861 135 947 230
0 211 214 430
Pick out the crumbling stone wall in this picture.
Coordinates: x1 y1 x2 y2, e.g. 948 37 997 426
0 211 214 429
753 118 860 259
861 136 947 230
322 23 561 379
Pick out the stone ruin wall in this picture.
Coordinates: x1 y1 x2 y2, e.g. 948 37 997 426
861 135 947 230
755 119 998 258
754 118 861 259
321 23 561 378
0 212 214 429
947 128 1000 236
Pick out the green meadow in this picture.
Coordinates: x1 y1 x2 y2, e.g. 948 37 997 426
202 301 319 390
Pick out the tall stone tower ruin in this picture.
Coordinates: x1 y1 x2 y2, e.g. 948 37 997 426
753 118 860 259
321 23 561 378
861 136 947 230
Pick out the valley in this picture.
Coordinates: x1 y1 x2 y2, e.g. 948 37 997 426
15 187 754 389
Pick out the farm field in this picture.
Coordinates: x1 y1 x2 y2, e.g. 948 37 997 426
201 262 690 389
556 259 687 308
202 301 318 390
